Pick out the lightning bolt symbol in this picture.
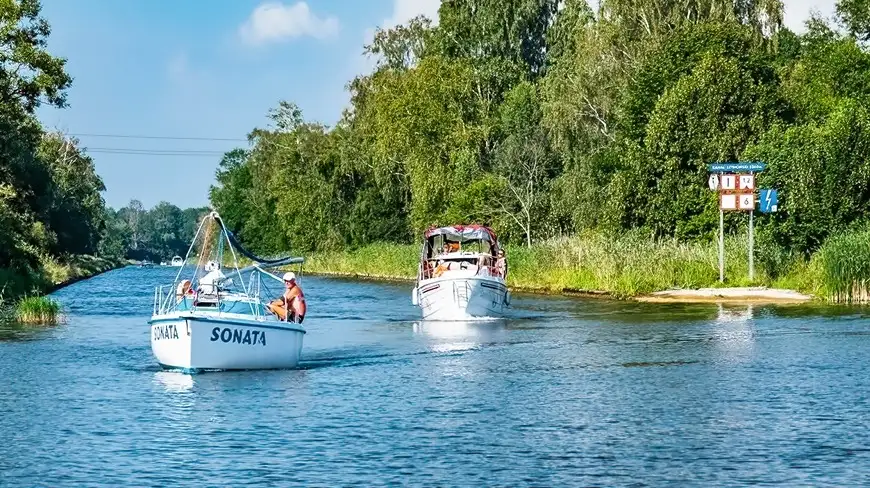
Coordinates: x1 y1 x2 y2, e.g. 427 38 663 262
764 191 772 210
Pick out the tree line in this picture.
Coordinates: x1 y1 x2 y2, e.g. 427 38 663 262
101 200 209 263
0 0 107 293
210 0 870 278
0 0 208 297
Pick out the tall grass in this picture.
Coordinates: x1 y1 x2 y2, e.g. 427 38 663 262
302 231 766 297
504 230 760 297
304 242 419 280
813 227 870 304
15 296 62 325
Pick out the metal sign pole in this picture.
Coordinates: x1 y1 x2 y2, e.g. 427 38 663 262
749 208 755 282
748 170 755 282
719 206 725 283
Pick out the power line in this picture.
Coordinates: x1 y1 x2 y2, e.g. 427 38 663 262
69 132 248 142
85 148 227 157
86 147 226 154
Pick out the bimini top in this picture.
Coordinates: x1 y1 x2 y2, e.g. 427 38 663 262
424 225 498 243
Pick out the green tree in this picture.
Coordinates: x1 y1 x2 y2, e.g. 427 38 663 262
210 148 253 241
747 100 870 254
837 0 870 41
491 81 559 245
38 132 106 255
0 0 72 113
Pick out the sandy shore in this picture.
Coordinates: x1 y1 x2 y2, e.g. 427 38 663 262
637 287 813 304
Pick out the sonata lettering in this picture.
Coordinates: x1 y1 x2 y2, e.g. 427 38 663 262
153 324 179 341
210 327 266 346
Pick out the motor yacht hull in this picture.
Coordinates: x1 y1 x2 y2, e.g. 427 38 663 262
414 276 509 320
149 312 305 371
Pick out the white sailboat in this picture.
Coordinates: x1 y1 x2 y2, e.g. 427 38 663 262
148 211 306 372
412 225 510 320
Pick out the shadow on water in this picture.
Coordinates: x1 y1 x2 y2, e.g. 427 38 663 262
0 322 57 342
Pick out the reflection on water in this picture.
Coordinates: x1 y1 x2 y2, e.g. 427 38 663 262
413 319 507 353
0 322 55 343
715 303 755 323
153 370 194 393
712 304 756 361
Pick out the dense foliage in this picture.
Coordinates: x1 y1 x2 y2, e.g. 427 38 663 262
210 0 870 282
0 0 107 297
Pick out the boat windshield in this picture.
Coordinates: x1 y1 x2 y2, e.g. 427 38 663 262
419 225 506 280
426 237 492 259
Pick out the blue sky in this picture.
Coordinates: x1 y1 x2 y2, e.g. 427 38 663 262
36 0 829 210
36 0 439 209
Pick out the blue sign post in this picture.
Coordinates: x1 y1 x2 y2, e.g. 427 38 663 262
759 189 778 213
707 161 767 283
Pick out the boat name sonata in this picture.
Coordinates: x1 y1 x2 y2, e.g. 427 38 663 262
153 324 180 341
210 327 267 346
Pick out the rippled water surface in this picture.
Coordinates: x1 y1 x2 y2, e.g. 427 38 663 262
2 266 870 486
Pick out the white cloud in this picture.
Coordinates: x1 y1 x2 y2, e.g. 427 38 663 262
382 0 441 30
239 1 339 45
782 0 837 32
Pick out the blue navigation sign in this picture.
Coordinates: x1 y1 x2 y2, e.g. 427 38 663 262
707 162 767 173
759 189 778 213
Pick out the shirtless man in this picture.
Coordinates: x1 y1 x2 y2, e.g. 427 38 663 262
268 272 307 324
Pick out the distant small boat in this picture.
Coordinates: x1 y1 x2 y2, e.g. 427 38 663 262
148 211 307 372
139 260 154 268
412 225 510 320
170 256 183 267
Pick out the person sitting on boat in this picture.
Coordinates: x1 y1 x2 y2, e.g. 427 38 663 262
495 249 507 277
198 261 225 295
268 272 307 324
176 279 194 297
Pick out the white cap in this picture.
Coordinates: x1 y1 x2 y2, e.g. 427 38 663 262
282 272 296 282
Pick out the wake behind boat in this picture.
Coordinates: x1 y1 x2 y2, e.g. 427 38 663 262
148 211 307 372
412 225 510 320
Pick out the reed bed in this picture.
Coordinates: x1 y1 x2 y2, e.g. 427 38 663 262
304 243 419 280
15 296 62 325
813 227 870 304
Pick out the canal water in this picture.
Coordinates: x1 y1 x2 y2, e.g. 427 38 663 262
2 266 869 486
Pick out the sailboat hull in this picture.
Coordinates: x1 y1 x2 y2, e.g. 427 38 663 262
149 313 305 371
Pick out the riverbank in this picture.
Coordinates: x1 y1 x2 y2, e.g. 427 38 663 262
42 255 129 292
0 254 127 312
299 233 827 303
637 287 813 304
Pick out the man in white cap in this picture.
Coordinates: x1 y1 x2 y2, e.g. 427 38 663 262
198 261 225 295
267 271 307 323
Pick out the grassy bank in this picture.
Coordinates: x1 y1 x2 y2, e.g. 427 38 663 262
303 243 420 281
39 254 127 292
0 254 125 324
298 230 869 302
300 232 768 298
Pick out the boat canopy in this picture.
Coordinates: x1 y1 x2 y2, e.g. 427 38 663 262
424 225 498 244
